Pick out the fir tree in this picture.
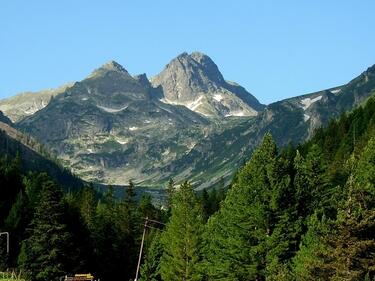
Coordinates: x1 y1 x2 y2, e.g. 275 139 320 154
126 179 137 204
160 181 204 281
139 231 163 281
204 133 291 280
166 178 175 211
18 177 72 281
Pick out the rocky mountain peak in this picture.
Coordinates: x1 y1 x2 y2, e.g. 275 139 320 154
151 52 262 117
165 51 225 87
134 73 151 87
89 60 131 78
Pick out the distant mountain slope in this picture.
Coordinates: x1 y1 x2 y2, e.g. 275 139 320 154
160 64 375 188
0 83 73 122
0 121 83 189
151 52 264 118
261 64 375 145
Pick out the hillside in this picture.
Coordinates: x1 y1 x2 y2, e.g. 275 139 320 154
0 121 83 189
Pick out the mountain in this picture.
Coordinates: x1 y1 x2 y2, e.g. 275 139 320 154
151 52 264 117
13 53 375 189
0 83 73 122
17 61 211 185
154 64 375 189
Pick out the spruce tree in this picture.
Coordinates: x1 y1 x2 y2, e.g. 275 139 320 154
166 178 175 211
204 133 291 280
139 231 163 281
18 176 72 281
160 181 204 281
323 141 375 280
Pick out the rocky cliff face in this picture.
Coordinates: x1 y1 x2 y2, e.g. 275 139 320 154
151 52 264 118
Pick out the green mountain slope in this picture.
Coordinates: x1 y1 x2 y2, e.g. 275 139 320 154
0 121 83 189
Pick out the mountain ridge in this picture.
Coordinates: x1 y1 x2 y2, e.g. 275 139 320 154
3 53 374 188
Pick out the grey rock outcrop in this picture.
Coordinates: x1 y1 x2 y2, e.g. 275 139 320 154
151 52 264 117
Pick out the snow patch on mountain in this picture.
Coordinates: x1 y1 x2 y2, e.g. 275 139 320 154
97 105 128 113
331 88 341 94
300 95 322 110
213 94 223 102
161 96 204 112
225 111 246 117
117 140 128 145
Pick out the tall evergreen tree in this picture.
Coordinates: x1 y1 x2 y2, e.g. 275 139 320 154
139 231 163 281
323 140 375 280
293 139 375 280
160 181 204 281
204 133 292 280
166 178 175 211
18 176 72 281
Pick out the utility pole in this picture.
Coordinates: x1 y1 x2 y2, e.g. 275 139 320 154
134 217 148 281
0 232 9 254
134 218 166 281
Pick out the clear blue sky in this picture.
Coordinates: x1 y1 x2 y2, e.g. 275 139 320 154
1 0 374 104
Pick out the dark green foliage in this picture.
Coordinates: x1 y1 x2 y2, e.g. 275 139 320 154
166 178 175 211
202 95 375 281
139 232 163 281
204 134 295 280
160 182 204 281
199 186 226 221
18 177 72 281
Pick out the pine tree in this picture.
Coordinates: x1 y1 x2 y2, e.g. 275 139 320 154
323 141 375 281
18 176 72 281
293 139 375 281
126 179 137 204
204 133 291 280
294 145 331 219
292 213 334 281
160 181 204 281
79 184 96 227
139 231 163 281
166 178 175 211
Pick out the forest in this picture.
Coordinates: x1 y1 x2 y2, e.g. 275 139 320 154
1 95 375 281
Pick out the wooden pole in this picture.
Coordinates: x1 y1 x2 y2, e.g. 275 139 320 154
135 217 148 281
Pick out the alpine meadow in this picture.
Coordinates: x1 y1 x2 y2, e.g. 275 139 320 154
1 1 375 281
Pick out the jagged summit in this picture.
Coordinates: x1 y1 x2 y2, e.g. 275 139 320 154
151 51 262 117
134 73 151 87
89 60 131 78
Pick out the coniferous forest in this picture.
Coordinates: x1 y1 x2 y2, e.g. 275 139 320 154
1 95 375 281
